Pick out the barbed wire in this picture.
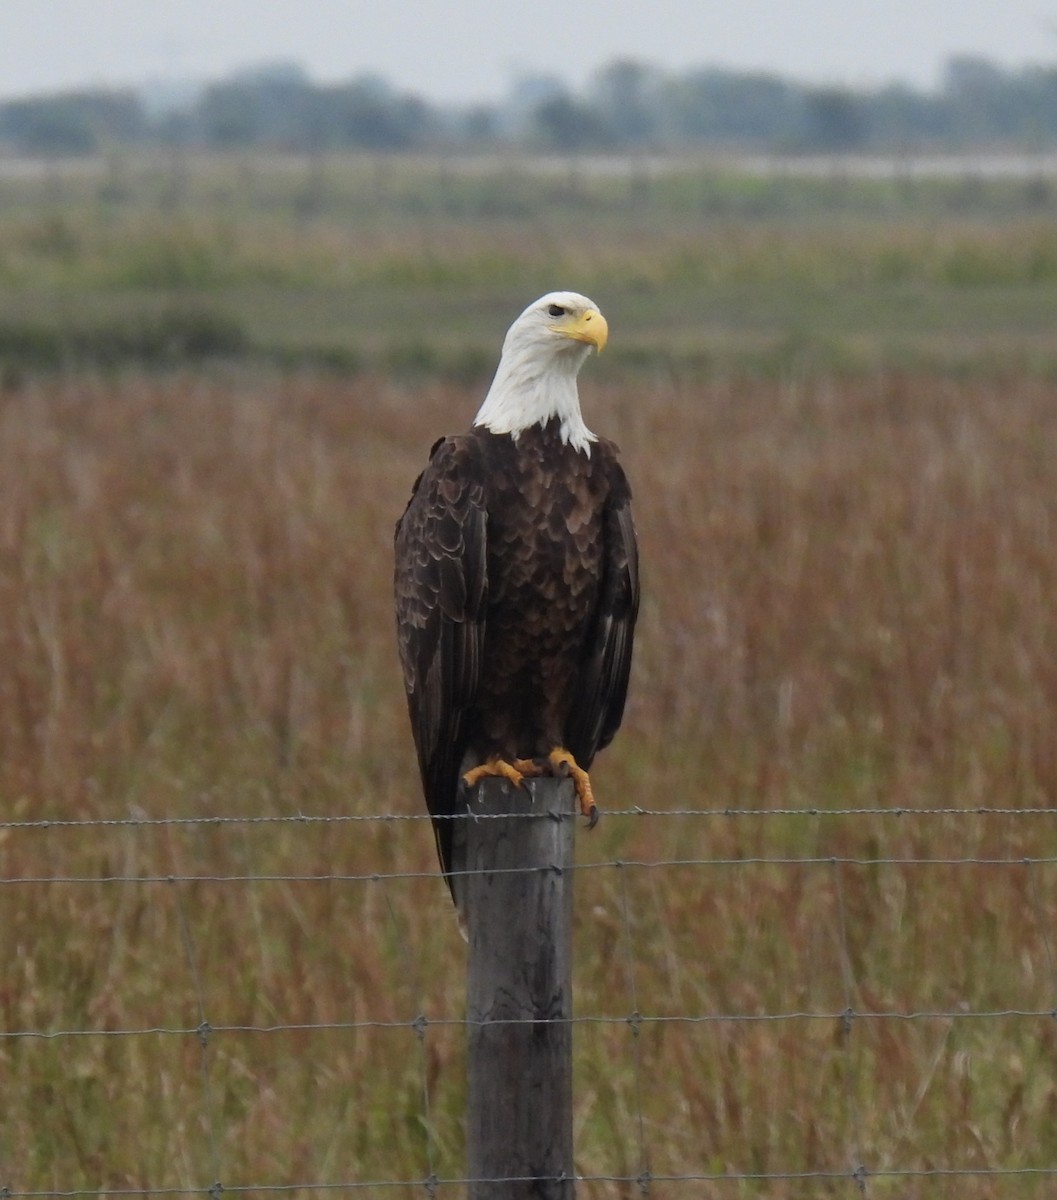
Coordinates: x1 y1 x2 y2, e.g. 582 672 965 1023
1 803 1055 831
3 853 1056 888
5 804 1055 1194
1 1005 1055 1042
6 1163 1057 1197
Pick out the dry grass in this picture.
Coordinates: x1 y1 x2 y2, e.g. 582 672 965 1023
2 365 1057 1197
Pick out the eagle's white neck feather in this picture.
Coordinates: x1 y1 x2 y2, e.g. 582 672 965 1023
473 292 600 456
474 343 596 454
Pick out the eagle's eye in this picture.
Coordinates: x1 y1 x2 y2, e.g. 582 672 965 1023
547 303 566 318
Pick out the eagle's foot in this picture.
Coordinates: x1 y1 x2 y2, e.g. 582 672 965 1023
547 747 599 828
462 756 539 791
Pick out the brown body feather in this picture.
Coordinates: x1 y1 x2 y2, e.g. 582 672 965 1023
394 419 639 897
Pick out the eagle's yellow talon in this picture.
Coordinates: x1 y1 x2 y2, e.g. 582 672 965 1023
462 756 541 790
547 747 599 826
513 757 544 777
462 751 599 825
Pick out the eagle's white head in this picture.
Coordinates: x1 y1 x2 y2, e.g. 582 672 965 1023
473 291 608 455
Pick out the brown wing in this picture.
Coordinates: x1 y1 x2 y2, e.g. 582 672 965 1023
566 451 639 767
394 435 488 892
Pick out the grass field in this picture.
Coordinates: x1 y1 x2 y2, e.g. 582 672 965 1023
2 155 1057 1196
3 365 1057 1197
3 152 1057 376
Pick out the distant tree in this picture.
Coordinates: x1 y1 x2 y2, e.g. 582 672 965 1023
803 87 867 150
197 66 317 148
869 83 954 147
197 83 261 146
1 98 94 154
192 66 434 151
590 59 659 144
7 55 1057 159
943 54 1006 97
942 55 1006 142
1019 66 1057 144
324 76 433 149
531 93 613 151
499 74 567 138
659 68 805 145
459 105 501 142
941 55 1049 144
0 90 145 155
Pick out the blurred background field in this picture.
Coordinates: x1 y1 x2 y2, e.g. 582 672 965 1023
3 152 1057 376
2 151 1057 1197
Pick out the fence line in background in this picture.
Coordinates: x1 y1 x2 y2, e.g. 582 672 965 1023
5 804 1056 1195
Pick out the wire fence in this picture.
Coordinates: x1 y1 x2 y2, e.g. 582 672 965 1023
4 804 1057 1196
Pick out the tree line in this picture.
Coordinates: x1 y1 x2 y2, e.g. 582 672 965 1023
2 55 1055 157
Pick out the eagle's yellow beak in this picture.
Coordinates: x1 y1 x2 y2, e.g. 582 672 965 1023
557 308 608 353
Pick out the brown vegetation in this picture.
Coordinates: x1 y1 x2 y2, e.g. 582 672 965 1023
2 365 1056 1196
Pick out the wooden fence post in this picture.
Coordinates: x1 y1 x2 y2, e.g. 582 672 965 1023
457 775 577 1199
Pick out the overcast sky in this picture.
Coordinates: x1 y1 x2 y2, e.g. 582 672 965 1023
1 0 1054 103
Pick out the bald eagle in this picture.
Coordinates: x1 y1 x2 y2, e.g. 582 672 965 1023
394 292 639 904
